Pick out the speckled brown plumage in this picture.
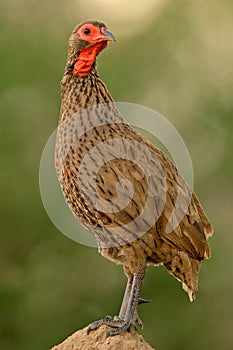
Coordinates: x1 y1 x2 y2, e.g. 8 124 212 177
55 21 213 336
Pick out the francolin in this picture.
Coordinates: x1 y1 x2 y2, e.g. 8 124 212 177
55 20 213 337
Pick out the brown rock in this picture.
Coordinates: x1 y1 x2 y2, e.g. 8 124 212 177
51 325 156 350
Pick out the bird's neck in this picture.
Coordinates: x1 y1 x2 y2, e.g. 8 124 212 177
59 68 114 124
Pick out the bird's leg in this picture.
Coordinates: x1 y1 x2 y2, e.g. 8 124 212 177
87 264 147 337
118 275 133 320
114 273 151 321
107 264 146 336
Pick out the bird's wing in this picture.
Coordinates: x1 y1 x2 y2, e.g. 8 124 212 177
143 135 213 260
90 124 213 258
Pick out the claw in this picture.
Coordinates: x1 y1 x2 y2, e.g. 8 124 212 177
138 297 152 305
135 315 143 329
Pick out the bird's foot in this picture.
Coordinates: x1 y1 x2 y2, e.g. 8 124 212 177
87 315 127 336
86 312 143 337
87 315 121 334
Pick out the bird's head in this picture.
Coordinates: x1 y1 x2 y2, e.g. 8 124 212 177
67 20 115 77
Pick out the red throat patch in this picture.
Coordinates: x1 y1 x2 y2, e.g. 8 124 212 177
73 41 108 76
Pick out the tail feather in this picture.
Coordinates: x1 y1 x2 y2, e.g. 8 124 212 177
164 251 201 301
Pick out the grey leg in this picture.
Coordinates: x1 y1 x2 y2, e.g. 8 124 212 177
119 275 150 320
119 275 133 319
107 264 146 336
87 264 147 337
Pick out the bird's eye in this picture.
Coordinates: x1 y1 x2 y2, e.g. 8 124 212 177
83 28 91 35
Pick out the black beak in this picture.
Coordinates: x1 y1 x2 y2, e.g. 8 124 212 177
103 29 116 42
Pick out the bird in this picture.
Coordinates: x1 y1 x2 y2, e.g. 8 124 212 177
55 20 213 337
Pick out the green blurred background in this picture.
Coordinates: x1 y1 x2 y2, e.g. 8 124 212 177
1 0 233 349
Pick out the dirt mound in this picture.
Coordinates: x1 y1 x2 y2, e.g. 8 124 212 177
51 325 156 350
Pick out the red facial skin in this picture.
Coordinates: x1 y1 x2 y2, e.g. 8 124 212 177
73 23 111 76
